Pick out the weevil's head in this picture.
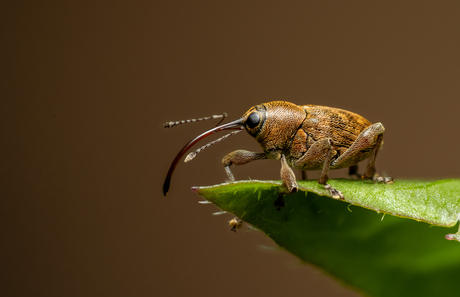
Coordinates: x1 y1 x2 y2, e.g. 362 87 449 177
163 101 306 196
241 101 306 151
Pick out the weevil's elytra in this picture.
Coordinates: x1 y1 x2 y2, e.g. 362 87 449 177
163 101 394 199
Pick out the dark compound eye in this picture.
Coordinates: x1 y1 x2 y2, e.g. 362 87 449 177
246 112 260 128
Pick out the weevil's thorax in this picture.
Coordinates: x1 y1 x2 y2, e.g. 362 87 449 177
242 101 306 158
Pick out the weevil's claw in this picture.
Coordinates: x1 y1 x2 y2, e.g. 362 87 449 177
324 184 344 200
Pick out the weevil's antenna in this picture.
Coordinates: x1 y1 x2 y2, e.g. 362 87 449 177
163 118 244 196
184 129 242 163
163 113 227 128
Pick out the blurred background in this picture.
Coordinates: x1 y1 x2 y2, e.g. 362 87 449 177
2 1 460 296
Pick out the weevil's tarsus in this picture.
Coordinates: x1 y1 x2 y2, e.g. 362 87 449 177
163 113 228 128
185 129 242 163
222 150 267 182
373 175 395 184
324 184 344 200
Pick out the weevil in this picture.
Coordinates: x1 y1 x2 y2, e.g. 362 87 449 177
163 101 393 199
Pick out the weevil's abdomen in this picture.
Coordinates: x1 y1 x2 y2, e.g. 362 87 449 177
302 105 372 154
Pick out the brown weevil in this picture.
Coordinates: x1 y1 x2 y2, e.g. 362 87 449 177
163 101 393 199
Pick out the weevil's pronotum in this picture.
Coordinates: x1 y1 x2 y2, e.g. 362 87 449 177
163 101 393 199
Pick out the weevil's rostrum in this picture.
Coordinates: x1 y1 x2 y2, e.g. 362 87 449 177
163 101 394 199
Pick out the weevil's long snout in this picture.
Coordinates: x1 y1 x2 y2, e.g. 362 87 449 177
163 118 244 196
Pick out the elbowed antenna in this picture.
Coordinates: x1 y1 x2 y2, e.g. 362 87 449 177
163 113 227 128
163 118 244 196
184 130 242 162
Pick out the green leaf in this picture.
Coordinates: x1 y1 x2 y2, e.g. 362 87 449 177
193 179 460 297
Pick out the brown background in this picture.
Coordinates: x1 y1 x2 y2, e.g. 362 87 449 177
2 1 460 297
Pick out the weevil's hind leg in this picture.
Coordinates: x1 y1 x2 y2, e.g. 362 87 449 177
362 134 394 183
331 123 393 184
292 138 344 199
280 154 299 193
222 150 267 181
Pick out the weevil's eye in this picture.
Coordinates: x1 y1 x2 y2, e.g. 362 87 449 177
245 112 260 128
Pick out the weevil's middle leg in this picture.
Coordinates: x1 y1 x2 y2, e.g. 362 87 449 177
317 140 344 200
222 150 267 181
292 138 344 199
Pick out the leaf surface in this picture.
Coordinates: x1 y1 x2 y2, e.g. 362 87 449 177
193 179 460 297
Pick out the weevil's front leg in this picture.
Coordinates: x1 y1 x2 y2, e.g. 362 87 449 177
222 150 267 181
292 138 344 199
280 154 299 193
